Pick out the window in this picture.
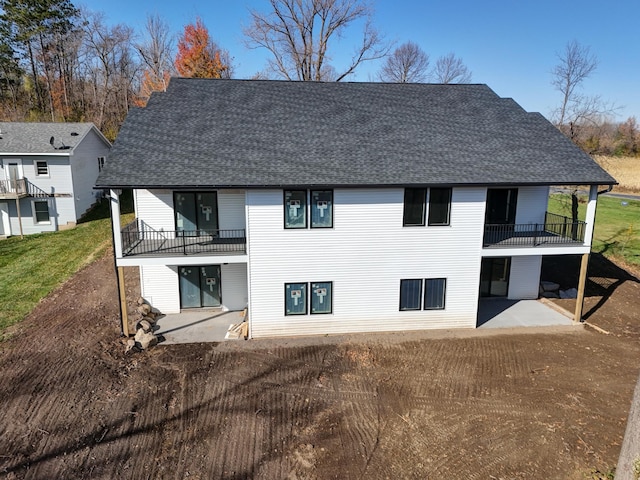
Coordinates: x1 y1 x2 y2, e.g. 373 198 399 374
35 161 49 176
424 278 446 310
428 188 452 226
97 157 105 172
403 188 426 226
399 279 422 310
33 200 50 223
311 282 332 314
284 190 307 229
311 190 333 228
285 283 307 315
400 278 447 311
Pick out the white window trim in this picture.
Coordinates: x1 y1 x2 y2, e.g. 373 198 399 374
35 160 50 177
98 156 106 172
32 199 51 224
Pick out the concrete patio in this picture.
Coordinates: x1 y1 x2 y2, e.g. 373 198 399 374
477 299 574 328
153 299 576 344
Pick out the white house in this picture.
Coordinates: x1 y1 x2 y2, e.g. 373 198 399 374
0 122 111 236
96 79 616 338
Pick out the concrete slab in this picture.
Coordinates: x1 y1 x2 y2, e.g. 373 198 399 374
154 309 245 344
478 299 574 328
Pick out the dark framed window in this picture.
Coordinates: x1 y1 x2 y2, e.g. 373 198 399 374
403 188 426 226
98 157 106 172
424 278 446 310
311 190 333 228
428 188 452 226
35 161 49 176
311 282 332 314
399 279 423 310
285 283 307 315
33 200 50 223
284 190 307 229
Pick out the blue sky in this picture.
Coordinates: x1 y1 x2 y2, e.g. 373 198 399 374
80 0 640 121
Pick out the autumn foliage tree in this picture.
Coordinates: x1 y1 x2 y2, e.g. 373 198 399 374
174 18 230 79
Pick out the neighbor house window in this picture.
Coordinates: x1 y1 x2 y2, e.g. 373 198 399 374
284 190 307 228
311 190 333 228
285 283 307 315
33 200 50 223
35 161 49 176
311 282 332 314
428 188 452 226
424 278 446 310
97 157 105 172
403 188 426 226
399 279 423 310
400 278 447 311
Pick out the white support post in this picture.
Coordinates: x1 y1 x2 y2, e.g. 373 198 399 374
110 189 123 258
583 185 598 246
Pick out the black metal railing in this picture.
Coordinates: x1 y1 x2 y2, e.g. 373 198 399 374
121 219 246 256
484 212 586 247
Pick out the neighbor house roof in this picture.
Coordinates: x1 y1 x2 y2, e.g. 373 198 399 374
0 122 109 155
96 78 616 189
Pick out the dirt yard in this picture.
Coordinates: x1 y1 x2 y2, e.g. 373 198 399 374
1 253 639 479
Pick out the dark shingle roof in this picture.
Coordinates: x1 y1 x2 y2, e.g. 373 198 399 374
96 78 615 188
0 122 106 154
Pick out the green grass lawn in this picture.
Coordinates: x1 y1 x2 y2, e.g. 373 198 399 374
548 193 640 266
0 192 133 335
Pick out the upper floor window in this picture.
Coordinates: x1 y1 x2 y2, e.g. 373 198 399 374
403 188 426 226
284 190 333 229
403 187 452 227
98 157 106 172
428 188 452 226
284 190 307 228
35 161 49 176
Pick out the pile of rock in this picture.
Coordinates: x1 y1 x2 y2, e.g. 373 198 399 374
125 298 161 353
539 281 578 299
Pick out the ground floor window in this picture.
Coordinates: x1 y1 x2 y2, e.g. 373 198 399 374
179 265 221 309
400 278 447 311
480 257 511 297
32 200 50 223
285 281 333 315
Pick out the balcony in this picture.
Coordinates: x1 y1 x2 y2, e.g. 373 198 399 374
0 178 28 199
0 178 50 199
121 219 246 257
484 212 586 248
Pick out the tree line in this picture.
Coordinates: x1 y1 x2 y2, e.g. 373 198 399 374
0 0 636 155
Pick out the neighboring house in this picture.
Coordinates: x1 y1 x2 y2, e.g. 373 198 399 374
0 122 111 236
96 78 615 338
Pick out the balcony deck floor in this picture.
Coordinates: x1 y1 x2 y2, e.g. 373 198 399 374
124 236 246 257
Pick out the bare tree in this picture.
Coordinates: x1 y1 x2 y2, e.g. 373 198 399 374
550 40 620 148
245 0 389 81
433 53 471 84
135 14 174 91
551 40 597 127
378 41 429 83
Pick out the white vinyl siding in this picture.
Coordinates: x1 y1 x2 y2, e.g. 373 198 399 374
515 186 549 225
218 191 247 231
508 255 542 299
69 128 110 219
140 265 180 313
247 187 485 338
220 263 248 311
134 189 176 232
